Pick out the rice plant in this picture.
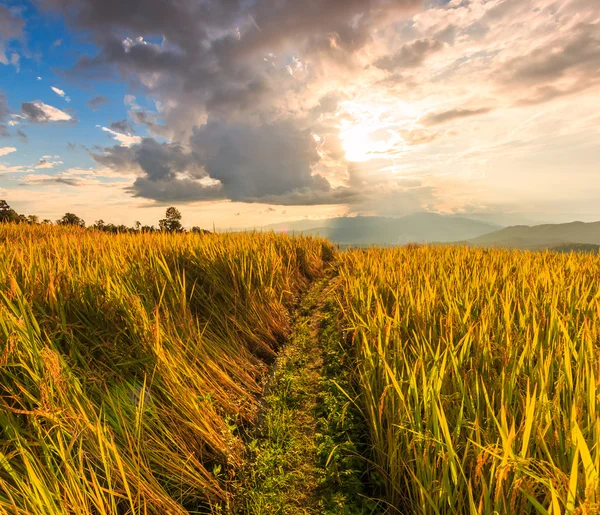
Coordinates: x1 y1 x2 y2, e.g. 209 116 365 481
336 245 600 514
0 224 333 514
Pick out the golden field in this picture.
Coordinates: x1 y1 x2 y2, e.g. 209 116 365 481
0 224 332 514
1 225 599 514
336 245 600 514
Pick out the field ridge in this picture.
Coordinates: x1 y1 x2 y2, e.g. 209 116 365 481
232 277 380 514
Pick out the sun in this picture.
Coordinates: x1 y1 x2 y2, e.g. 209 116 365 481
337 99 422 162
340 126 377 162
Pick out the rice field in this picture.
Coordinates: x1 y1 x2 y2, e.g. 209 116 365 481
336 245 600 514
1 225 599 514
0 224 332 514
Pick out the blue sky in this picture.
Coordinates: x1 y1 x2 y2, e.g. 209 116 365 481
1 0 599 228
0 1 143 170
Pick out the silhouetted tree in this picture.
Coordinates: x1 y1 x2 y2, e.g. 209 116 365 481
27 215 39 225
191 226 211 235
57 213 86 227
159 207 183 233
0 200 21 223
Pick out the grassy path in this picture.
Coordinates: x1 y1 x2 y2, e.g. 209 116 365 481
231 278 381 514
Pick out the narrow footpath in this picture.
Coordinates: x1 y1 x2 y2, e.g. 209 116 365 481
231 277 382 515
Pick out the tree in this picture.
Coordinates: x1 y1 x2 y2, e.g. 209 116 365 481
57 213 86 227
191 226 211 235
93 219 106 230
159 207 183 233
27 215 39 225
0 200 21 223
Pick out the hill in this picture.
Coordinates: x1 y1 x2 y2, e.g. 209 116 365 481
469 221 600 250
265 213 501 245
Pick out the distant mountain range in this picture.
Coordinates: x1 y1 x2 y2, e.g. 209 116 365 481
264 214 600 251
265 213 501 245
469 221 600 250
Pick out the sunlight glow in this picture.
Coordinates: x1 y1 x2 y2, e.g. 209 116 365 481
338 100 422 162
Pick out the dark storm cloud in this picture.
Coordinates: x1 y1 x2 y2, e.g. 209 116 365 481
87 95 109 110
374 38 443 70
190 120 342 203
36 0 420 206
93 122 354 205
37 0 420 122
93 138 204 179
421 107 492 126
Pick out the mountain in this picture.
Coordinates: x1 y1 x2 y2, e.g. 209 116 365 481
469 221 600 250
264 213 502 245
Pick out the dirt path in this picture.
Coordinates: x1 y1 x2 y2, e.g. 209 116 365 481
231 278 382 515
235 280 327 514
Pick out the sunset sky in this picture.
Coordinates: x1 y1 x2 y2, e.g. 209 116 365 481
0 0 599 229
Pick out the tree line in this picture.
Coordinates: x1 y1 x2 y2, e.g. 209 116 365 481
0 200 210 234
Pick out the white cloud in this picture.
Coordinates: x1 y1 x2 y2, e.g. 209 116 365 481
0 164 30 174
0 146 16 157
22 101 72 122
98 125 142 147
35 158 64 169
51 86 71 103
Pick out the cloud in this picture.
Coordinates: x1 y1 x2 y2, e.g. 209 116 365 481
19 174 81 187
110 119 134 133
92 121 353 205
188 120 351 204
374 38 443 70
0 146 16 156
97 125 142 147
421 107 493 126
17 130 27 143
37 0 420 138
51 86 71 102
0 5 24 68
498 21 600 105
35 157 63 169
21 101 73 123
29 0 600 220
87 95 109 110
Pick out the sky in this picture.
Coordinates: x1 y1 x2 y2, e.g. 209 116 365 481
0 0 599 229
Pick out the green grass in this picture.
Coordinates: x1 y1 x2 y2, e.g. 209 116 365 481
233 280 380 514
